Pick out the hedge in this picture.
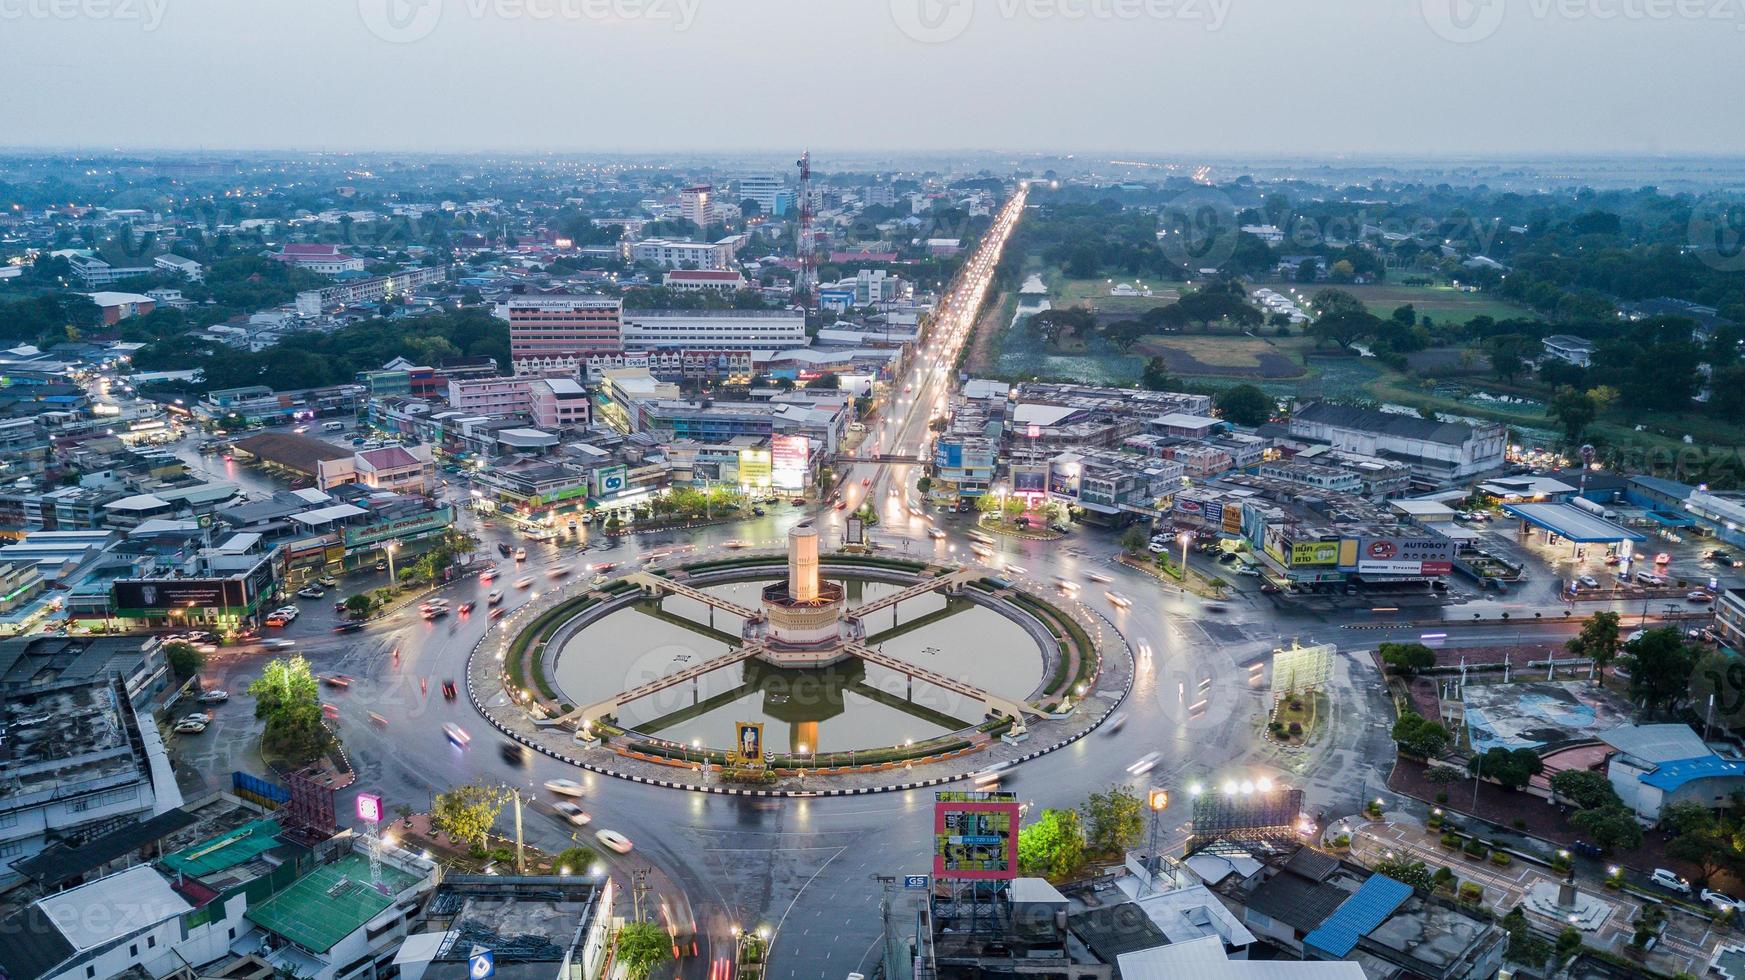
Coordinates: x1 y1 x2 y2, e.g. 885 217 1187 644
504 594 599 700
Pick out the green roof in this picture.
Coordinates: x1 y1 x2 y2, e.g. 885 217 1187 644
246 854 416 952
161 819 284 877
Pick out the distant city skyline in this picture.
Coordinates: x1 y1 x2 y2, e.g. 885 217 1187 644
2 0 1742 155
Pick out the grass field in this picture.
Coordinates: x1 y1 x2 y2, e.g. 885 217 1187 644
1134 335 1307 378
1256 281 1534 323
1050 276 1183 314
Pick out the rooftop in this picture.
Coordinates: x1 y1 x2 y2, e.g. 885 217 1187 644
1500 502 1647 542
40 864 190 950
246 853 417 953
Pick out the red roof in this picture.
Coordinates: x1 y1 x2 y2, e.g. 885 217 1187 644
358 446 421 469
279 243 343 257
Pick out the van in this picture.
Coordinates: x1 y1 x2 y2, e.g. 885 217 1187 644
322 421 345 433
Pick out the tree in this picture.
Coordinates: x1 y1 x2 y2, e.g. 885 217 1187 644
1391 713 1450 759
343 593 376 619
1018 808 1085 879
247 655 331 764
916 476 932 494
615 921 674 980
1550 769 1622 810
1140 356 1180 392
1373 857 1434 893
431 783 509 851
1468 746 1543 791
553 846 597 875
1121 526 1151 555
1308 310 1377 350
164 640 205 678
1484 334 1536 382
1081 785 1146 856
1214 384 1274 427
1621 628 1697 713
1379 642 1436 677
1547 385 1598 442
1570 805 1643 852
1566 611 1621 675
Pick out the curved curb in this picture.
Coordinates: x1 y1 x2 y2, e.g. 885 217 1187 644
463 562 1138 798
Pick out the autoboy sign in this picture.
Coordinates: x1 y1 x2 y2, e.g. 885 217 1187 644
1353 536 1456 575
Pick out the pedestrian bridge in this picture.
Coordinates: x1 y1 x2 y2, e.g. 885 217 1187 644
845 567 979 620
622 571 758 620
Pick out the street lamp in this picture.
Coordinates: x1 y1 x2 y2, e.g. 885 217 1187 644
1141 787 1170 895
385 541 398 583
1178 532 1192 582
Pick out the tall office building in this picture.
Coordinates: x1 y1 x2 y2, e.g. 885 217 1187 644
499 296 624 375
680 185 715 227
737 174 786 216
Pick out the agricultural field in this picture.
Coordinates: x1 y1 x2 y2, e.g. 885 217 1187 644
1131 335 1306 379
1048 276 1185 315
1256 281 1535 323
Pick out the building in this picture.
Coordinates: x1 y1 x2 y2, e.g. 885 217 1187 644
67 253 154 287
108 540 280 630
316 444 438 495
0 864 196 979
737 173 786 215
295 266 447 316
394 876 614 980
152 254 204 280
619 309 807 351
268 244 366 275
631 396 847 455
0 666 179 889
679 185 715 227
499 295 623 374
1599 723 1745 822
1542 334 1596 367
446 377 534 416
243 839 438 980
85 291 157 325
627 238 736 271
529 378 590 430
1285 402 1506 483
663 269 746 293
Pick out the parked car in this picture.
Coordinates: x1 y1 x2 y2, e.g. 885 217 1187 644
1651 868 1692 894
173 719 208 734
1702 888 1744 912
198 689 229 703
317 576 338 588
1577 575 1599 589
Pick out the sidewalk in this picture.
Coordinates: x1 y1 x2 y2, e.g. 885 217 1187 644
1338 814 1725 975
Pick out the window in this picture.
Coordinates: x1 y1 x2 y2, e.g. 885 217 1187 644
147 936 156 948
86 968 95 978
129 944 137 957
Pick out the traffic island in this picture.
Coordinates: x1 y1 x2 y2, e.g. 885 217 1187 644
463 545 1134 797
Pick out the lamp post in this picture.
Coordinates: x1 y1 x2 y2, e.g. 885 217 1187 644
385 541 398 584
1143 787 1169 896
1178 532 1193 584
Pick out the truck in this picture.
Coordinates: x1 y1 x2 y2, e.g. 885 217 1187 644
1572 497 1618 521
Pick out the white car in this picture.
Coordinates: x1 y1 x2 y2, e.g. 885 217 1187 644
1126 752 1162 775
1703 888 1743 911
296 586 325 599
544 778 585 797
443 723 471 747
198 689 230 703
263 638 296 650
1651 868 1692 894
595 829 634 854
1105 591 1133 608
553 802 592 827
927 528 947 540
1086 572 1113 584
182 712 211 726
1577 575 1599 589
173 719 208 734
1005 564 1028 575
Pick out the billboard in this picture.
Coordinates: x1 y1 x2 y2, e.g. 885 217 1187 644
933 792 1019 881
1222 502 1244 535
114 578 249 613
772 435 810 491
1289 540 1342 568
738 448 772 490
1200 498 1224 529
341 506 455 548
1262 524 1288 565
595 465 628 497
1012 469 1046 494
1353 536 1456 575
734 721 764 766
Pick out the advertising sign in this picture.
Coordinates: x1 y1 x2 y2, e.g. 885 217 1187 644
1201 498 1224 529
356 793 383 824
1289 540 1342 568
1353 536 1457 575
595 465 628 496
113 578 248 612
341 506 455 549
733 721 764 767
1222 502 1244 535
1012 469 1046 494
933 792 1020 881
738 448 772 490
1262 524 1288 565
772 434 809 491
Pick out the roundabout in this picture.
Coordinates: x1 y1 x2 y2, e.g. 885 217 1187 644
466 524 1135 795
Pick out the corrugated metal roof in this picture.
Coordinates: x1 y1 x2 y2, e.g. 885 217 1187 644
1640 756 1745 791
1303 874 1412 959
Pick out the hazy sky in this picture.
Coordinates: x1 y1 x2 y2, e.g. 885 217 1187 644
1 0 1740 155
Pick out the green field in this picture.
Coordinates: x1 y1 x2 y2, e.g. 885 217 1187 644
1048 276 1184 314
1256 281 1535 323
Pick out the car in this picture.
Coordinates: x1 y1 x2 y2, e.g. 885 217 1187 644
1702 888 1744 911
927 528 947 540
1217 552 1239 564
375 560 388 572
441 679 457 700
861 478 871 487
1577 575 1599 589
1126 752 1162 775
514 548 527 561
544 778 585 797
595 829 634 854
1147 541 1167 554
333 621 366 634
834 501 847 510
1604 554 1622 565
263 638 296 650
489 607 507 621
317 576 338 588
1236 565 1262 577
1711 551 1737 566
554 802 593 827
1656 552 1673 564
1104 711 1128 733
198 689 229 703
443 723 471 747
173 719 208 734
422 606 449 619
182 712 211 726
514 577 533 589
1086 572 1113 584
1105 591 1133 608
1049 522 1071 534
457 601 474 614
323 674 352 688
1689 591 1714 603
265 614 292 628
1651 868 1692 894
752 507 766 516
1260 583 1283 594
1004 564 1028 575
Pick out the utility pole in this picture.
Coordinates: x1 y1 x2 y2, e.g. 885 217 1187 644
629 867 652 923
512 788 526 874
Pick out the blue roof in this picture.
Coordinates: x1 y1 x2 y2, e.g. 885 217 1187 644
1641 755 1745 791
1500 503 1647 543
1644 510 1696 527
1629 474 1695 501
1304 874 1412 959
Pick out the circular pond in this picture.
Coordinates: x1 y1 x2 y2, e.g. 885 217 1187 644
550 577 1044 756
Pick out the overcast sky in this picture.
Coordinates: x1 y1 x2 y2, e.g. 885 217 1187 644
1 0 1739 155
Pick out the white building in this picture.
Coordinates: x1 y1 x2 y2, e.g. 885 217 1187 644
627 238 737 271
679 185 715 227
153 254 204 281
738 173 786 215
620 309 807 350
1286 402 1506 482
68 253 154 287
663 269 747 293
1541 334 1597 367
